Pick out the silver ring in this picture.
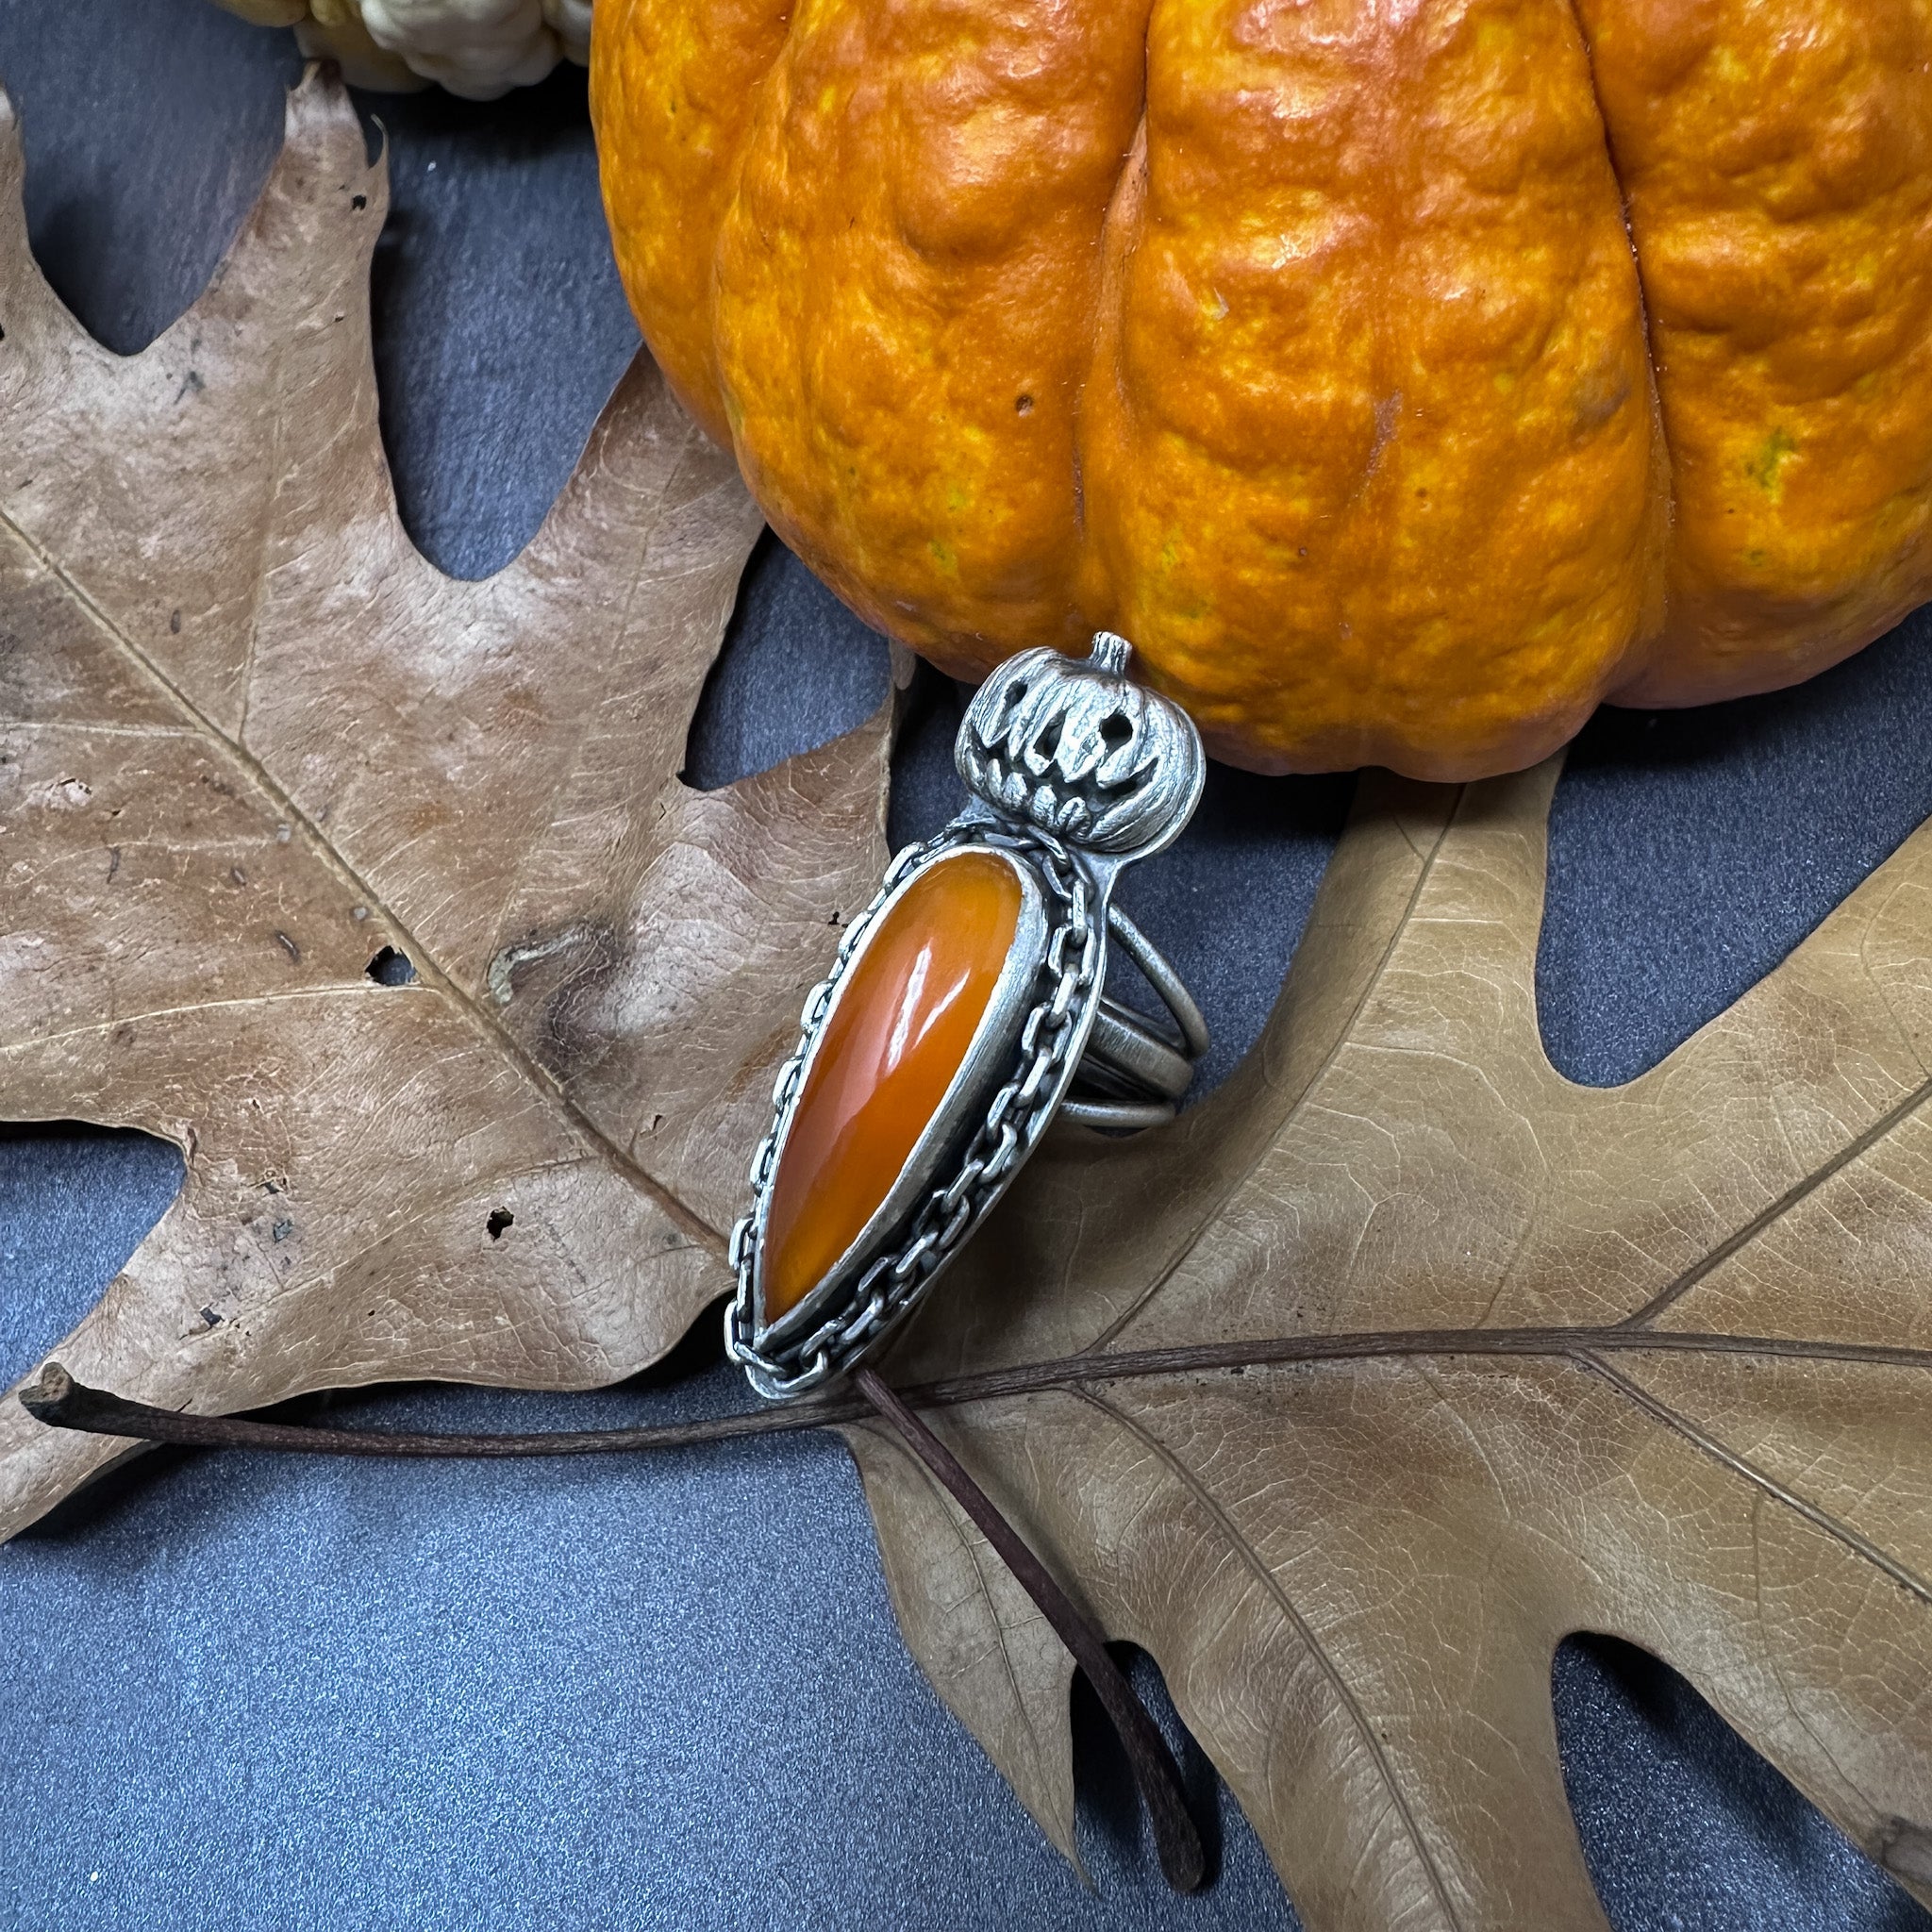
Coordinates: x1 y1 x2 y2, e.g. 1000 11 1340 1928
724 633 1208 1401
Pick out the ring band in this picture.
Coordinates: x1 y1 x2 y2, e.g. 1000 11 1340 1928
1072 903 1210 1112
726 633 1209 1401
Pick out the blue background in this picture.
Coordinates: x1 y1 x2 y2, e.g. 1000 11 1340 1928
0 3 1928 1926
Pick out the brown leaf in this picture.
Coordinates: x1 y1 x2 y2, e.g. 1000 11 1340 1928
849 761 1932 1928
6 60 1925 1932
0 69 893 1536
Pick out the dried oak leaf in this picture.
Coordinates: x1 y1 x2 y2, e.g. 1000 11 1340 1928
850 762 1932 1930
0 70 894 1536
4 61 1929 1932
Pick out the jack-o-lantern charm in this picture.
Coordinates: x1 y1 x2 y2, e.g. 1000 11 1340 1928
726 633 1208 1400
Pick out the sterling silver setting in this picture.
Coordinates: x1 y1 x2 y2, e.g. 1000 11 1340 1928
726 633 1208 1401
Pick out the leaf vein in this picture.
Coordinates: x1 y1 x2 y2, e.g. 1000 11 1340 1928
1575 1352 1932 1607
0 499 724 1256
1073 1385 1467 1932
1083 790 1467 1355
1618 1069 1932 1330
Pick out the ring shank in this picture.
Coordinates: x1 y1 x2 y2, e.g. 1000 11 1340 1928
1069 906 1209 1128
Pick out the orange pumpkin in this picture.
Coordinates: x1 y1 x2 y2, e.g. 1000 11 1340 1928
591 0 1932 778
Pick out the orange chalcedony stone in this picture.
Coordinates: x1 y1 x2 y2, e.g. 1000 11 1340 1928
759 849 1024 1325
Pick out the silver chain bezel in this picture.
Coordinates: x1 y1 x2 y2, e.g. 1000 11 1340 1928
724 823 1101 1401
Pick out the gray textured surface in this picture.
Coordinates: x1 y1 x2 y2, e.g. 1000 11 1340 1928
0 3 1927 1927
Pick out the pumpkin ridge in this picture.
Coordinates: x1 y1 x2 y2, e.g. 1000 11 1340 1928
591 0 794 442
1070 110 1148 639
598 0 1932 775
1065 106 1151 575
710 0 1158 669
1075 0 1660 777
1577 0 1932 709
1553 0 1678 692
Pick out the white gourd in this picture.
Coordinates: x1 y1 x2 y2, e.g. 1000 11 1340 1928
212 0 591 99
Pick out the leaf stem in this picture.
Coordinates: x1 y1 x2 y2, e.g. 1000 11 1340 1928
21 1326 1930 1465
852 1367 1205 1893
18 1362 857 1457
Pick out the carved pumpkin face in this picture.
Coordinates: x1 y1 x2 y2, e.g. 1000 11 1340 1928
958 640 1203 855
592 0 1932 778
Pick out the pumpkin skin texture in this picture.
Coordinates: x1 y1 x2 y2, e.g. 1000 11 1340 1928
1580 0 1932 708
591 0 1932 778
